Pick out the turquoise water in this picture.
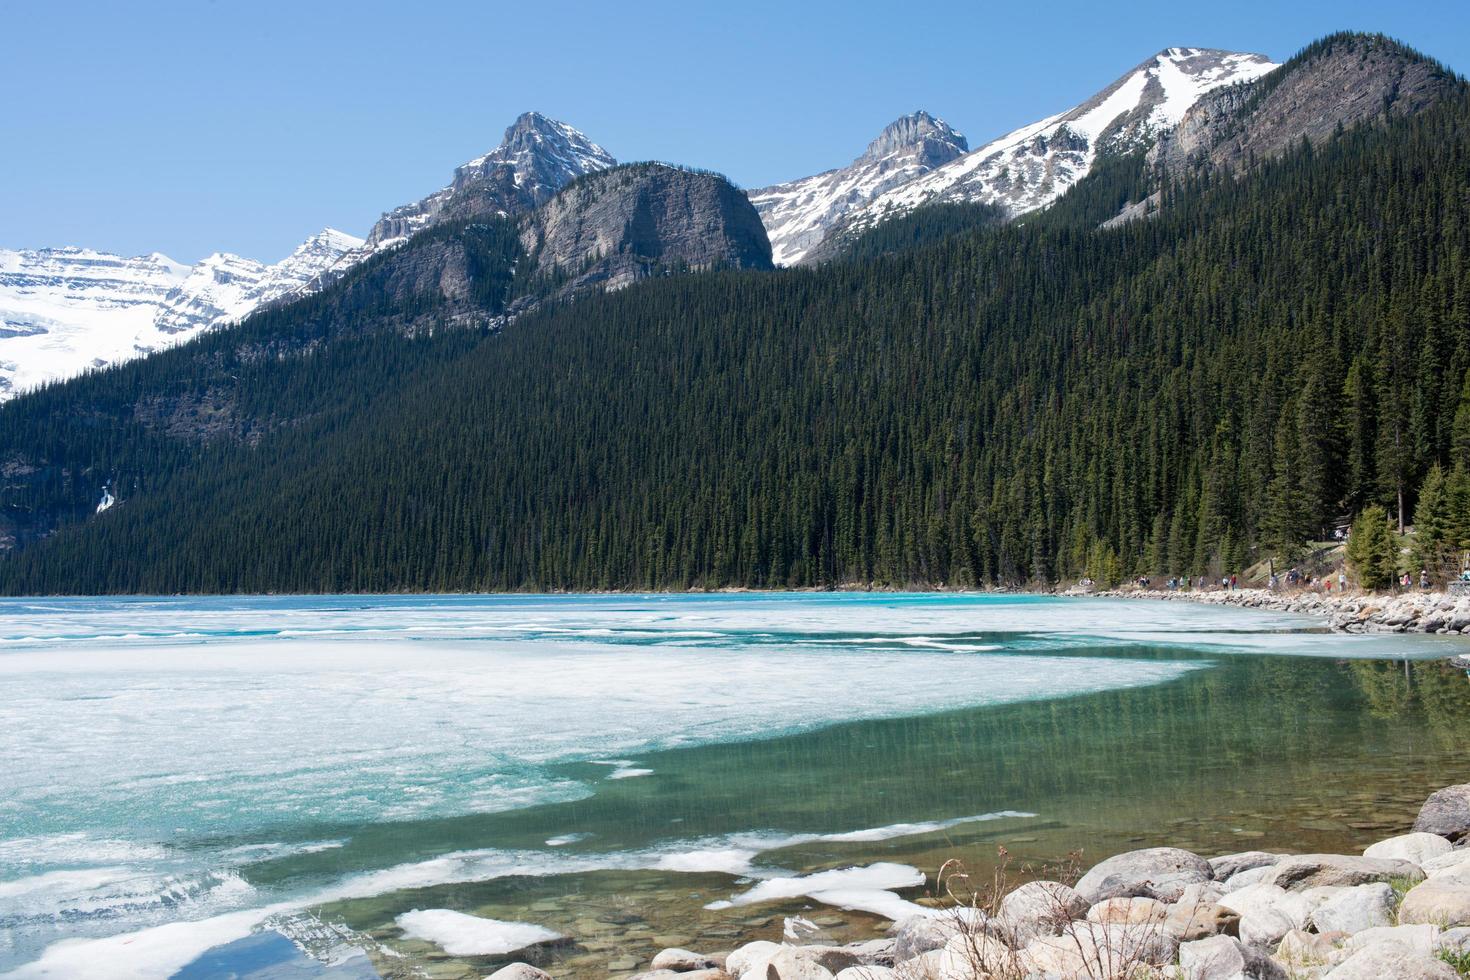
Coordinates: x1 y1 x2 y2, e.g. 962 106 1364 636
0 593 1465 979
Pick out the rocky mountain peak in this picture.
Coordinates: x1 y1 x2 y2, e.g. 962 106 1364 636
365 112 616 249
859 111 968 165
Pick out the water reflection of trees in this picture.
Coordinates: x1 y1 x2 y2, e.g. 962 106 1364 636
1348 659 1470 748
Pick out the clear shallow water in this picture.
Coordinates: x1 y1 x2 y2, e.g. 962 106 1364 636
0 593 1465 979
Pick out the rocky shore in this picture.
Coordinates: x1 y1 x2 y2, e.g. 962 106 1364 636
487 785 1470 979
1092 586 1470 635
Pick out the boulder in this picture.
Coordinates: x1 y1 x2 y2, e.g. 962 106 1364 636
726 942 781 979
1399 873 1470 928
758 947 835 980
1217 883 1310 930
1087 896 1170 925
1414 784 1470 842
1266 854 1423 891
1424 849 1470 878
1221 865 1279 893
1363 832 1454 865
1322 943 1458 979
1209 852 1286 881
1439 926 1470 953
837 940 895 967
1166 901 1240 942
485 967 553 980
1177 934 1288 979
996 880 1087 944
890 916 961 962
1275 929 1341 970
1022 920 1177 976
1075 847 1214 903
627 972 681 980
1237 907 1294 948
653 949 722 972
835 969 895 980
1309 882 1395 934
892 947 973 980
1342 923 1441 957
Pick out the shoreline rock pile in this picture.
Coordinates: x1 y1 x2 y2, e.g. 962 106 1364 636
489 783 1470 979
1095 587 1470 635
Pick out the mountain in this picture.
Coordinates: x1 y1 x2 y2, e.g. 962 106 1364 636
789 48 1276 255
1151 33 1463 177
2 34 1467 594
0 229 361 398
362 111 616 251
748 111 969 266
0 111 613 401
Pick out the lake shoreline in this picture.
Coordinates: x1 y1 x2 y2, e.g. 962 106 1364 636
620 782 1470 980
1088 585 1470 636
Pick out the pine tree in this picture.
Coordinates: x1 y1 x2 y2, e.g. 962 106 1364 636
1347 505 1399 590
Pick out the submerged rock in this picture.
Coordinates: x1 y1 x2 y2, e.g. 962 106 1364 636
652 948 722 972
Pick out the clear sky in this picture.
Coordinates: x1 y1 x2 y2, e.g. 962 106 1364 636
4 0 1469 264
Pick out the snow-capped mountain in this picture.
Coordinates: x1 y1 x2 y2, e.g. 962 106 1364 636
749 111 969 266
852 48 1276 229
0 111 613 400
0 229 362 398
759 48 1277 263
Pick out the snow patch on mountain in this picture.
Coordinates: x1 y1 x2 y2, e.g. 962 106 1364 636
749 111 969 266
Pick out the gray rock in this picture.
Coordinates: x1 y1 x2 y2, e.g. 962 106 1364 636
889 916 961 962
1275 929 1340 970
1343 924 1441 956
1399 873 1470 928
1322 943 1458 979
1178 934 1288 979
652 948 721 972
834 969 895 980
1221 865 1279 893
725 942 780 979
1363 832 1454 865
1424 849 1470 878
1208 852 1285 881
758 947 834 980
1310 883 1395 934
1415 785 1470 843
1439 926 1470 953
1237 906 1294 948
485 965 554 980
996 879 1088 945
1022 921 1176 976
1076 847 1215 903
1266 854 1424 891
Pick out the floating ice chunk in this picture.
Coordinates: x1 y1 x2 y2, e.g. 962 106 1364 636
394 908 563 956
709 862 926 911
819 810 1035 843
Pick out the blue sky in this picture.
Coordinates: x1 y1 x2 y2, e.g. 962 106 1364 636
4 0 1469 263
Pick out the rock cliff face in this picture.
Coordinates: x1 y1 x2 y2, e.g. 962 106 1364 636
364 112 616 249
1151 34 1463 177
521 164 772 293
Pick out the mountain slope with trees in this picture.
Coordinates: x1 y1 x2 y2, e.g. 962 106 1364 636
2 34 1468 594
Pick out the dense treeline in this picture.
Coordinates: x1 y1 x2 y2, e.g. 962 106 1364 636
4 66 1470 593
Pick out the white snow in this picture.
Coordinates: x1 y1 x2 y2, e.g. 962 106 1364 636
706 862 928 919
394 909 563 956
0 228 363 399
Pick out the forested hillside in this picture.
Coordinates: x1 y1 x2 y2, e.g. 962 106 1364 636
3 38 1470 593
